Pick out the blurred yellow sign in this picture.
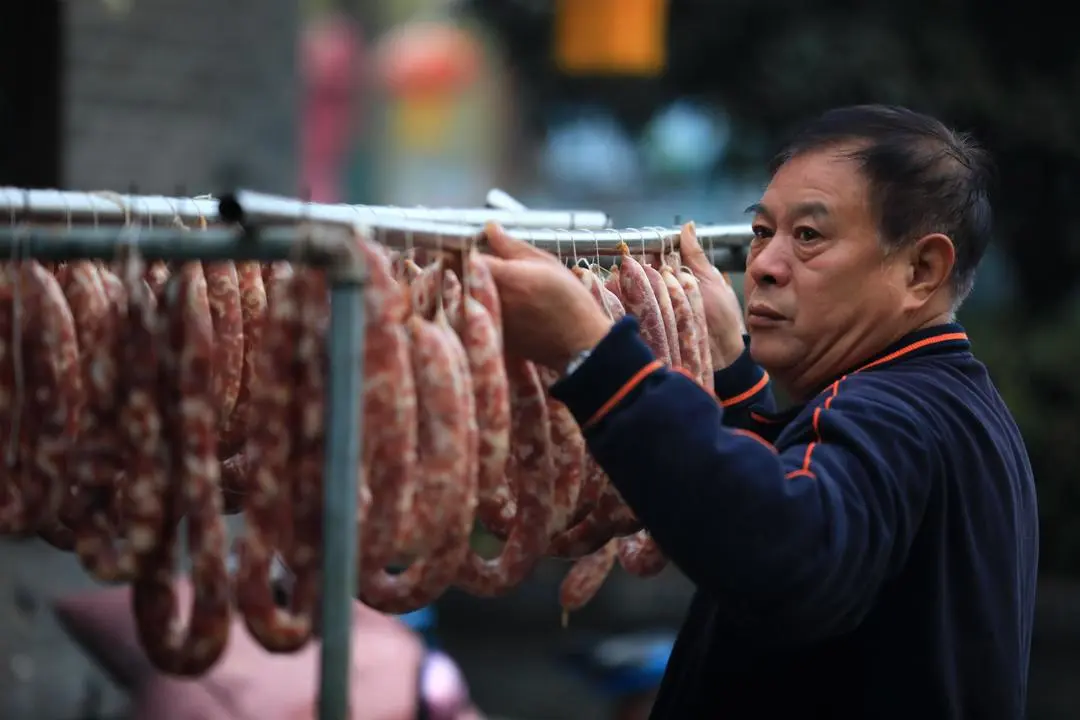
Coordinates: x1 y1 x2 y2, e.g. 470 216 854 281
554 0 668 76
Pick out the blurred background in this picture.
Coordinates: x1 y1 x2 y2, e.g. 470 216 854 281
1 0 1079 718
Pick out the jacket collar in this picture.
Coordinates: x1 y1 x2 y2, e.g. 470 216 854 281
756 323 970 424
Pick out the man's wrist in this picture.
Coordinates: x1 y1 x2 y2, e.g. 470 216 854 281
710 331 746 369
563 348 593 377
555 314 613 376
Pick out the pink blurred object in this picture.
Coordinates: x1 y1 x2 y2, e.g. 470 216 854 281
299 13 364 203
52 578 480 720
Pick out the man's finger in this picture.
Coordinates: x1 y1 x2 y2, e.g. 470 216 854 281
484 223 552 262
678 222 708 271
478 253 509 278
679 221 722 279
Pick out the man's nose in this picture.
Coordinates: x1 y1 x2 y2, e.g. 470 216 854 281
747 237 791 287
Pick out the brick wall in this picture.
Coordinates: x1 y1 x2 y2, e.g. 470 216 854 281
63 0 298 196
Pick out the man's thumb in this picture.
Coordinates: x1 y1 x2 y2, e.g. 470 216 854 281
678 221 713 274
483 223 548 261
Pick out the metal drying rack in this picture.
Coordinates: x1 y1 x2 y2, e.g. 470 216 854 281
0 187 613 230
217 191 754 270
0 220 364 720
0 187 754 720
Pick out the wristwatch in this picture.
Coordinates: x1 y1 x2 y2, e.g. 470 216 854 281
563 348 593 378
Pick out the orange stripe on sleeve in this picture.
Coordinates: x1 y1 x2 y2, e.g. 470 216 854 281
719 372 770 408
583 360 665 430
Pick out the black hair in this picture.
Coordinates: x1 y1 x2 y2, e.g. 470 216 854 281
771 104 994 303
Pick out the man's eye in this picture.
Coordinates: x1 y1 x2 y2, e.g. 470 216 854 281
794 227 821 243
751 225 772 240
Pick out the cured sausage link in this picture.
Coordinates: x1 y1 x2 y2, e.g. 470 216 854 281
361 310 474 613
235 262 313 653
355 238 418 573
274 267 328 636
133 262 231 676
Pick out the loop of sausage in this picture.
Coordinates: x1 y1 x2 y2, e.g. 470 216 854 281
559 538 619 619
115 251 168 574
548 268 641 558
453 356 555 596
537 365 584 536
643 262 681 368
614 259 691 576
451 264 556 596
410 260 462 322
235 261 313 653
22 262 83 542
678 268 715 393
569 267 620 518
361 312 475 613
547 486 641 558
133 262 231 675
663 266 704 383
618 249 670 365
453 253 515 538
282 266 329 636
218 262 268 514
63 262 137 577
616 530 668 578
204 262 244 436
354 238 418 572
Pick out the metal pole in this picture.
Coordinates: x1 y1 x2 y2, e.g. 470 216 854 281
0 225 351 262
357 219 753 254
0 186 613 230
218 189 612 230
318 257 366 720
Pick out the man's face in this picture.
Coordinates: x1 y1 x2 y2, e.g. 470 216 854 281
743 145 909 393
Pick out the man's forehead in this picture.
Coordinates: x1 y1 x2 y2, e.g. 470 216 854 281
747 199 832 221
753 150 870 220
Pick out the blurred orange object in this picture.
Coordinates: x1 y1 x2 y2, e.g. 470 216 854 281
375 22 482 97
555 0 667 76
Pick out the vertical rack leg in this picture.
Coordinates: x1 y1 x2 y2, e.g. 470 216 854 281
319 273 366 720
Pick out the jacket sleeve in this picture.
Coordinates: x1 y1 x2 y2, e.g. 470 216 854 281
712 334 776 427
550 317 936 647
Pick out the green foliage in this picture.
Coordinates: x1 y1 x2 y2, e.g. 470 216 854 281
962 306 1080 575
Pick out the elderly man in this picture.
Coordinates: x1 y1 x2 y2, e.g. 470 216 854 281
483 105 1037 719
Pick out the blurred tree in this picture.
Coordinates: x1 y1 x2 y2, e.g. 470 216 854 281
465 0 1080 575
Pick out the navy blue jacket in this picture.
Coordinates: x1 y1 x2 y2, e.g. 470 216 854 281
550 318 1038 719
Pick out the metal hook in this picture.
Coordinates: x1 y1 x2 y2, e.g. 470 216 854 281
163 196 185 231
143 197 154 232
88 192 99 230
652 227 666 265
632 227 647 262
584 228 599 264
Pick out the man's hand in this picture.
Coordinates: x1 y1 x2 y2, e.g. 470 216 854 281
481 223 614 371
678 222 747 368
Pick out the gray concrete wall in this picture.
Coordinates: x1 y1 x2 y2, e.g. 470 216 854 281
62 0 298 195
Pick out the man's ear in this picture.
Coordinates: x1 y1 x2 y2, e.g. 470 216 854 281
905 232 955 303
